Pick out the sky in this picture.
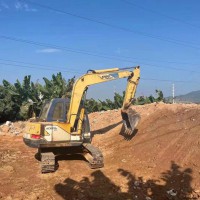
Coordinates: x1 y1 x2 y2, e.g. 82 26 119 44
0 0 200 100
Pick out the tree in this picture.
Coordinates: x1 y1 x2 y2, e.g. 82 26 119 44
39 73 75 100
1 76 42 120
0 73 76 122
156 89 164 102
0 85 20 121
114 92 124 108
85 98 102 113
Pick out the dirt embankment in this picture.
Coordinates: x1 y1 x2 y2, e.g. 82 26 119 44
0 103 200 200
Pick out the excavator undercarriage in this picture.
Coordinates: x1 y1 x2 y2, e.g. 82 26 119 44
82 143 104 169
38 143 104 173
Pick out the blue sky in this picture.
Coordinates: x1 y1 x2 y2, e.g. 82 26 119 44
0 0 200 99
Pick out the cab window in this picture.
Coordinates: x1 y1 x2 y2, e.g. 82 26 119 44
40 101 50 120
52 102 64 121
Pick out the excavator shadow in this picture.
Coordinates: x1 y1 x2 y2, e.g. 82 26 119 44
91 121 138 141
55 153 103 171
54 161 194 200
91 121 122 139
34 147 85 162
55 154 87 170
56 154 85 162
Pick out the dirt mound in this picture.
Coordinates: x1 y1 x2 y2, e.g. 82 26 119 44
0 103 200 199
0 121 26 136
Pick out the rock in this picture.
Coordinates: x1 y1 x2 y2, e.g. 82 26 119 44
134 195 138 199
92 119 97 123
3 165 14 173
134 180 140 187
147 188 153 196
167 189 177 197
5 121 12 126
13 131 20 136
146 197 152 200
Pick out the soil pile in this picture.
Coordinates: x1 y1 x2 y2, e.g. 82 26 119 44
0 103 200 200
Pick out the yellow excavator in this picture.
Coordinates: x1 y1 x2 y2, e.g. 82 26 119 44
23 66 140 173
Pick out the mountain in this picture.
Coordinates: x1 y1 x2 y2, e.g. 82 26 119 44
169 90 200 103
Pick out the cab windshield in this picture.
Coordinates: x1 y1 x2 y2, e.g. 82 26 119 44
39 101 50 120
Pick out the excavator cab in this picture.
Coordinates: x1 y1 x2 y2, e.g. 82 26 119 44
38 98 90 134
39 99 69 122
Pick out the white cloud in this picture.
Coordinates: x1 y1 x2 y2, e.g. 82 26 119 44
36 48 61 53
0 1 37 12
23 3 37 12
15 1 21 9
15 1 37 12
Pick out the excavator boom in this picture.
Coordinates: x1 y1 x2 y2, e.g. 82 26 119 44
67 66 140 133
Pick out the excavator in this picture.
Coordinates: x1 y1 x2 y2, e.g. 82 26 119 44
23 66 140 173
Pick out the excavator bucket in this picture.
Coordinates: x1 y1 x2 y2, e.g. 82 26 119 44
121 107 141 134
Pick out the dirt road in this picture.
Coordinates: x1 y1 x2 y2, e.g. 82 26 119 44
0 103 200 200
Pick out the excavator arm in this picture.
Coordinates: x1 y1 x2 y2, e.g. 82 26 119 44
121 67 141 133
67 66 140 133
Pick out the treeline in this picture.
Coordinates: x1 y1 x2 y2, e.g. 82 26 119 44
0 73 75 122
0 73 164 122
85 90 164 113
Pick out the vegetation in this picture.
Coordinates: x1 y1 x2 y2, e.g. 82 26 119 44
85 89 164 112
0 73 75 122
0 73 164 122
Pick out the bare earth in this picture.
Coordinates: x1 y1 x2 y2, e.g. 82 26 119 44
0 103 200 200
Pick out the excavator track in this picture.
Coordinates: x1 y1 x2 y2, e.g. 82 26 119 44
82 143 104 169
41 152 56 173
